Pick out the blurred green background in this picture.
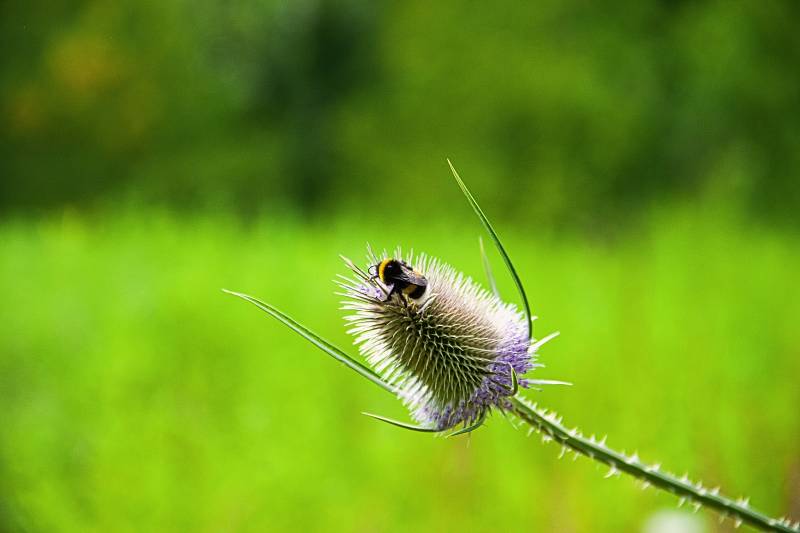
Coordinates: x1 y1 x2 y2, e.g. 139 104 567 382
1 1 799 532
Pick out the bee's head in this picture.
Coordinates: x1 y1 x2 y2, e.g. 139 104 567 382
374 258 400 284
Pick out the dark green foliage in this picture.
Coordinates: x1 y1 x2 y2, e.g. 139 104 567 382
2 1 799 227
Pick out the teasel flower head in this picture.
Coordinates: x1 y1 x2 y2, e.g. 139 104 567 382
338 248 553 432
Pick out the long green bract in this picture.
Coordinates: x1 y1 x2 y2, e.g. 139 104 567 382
222 289 395 395
447 159 533 340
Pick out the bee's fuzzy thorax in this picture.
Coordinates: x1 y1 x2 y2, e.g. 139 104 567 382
339 248 544 431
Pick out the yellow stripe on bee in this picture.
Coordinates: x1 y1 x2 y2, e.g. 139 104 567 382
378 258 391 282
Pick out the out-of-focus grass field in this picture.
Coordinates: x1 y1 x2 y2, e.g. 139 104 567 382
1 207 798 532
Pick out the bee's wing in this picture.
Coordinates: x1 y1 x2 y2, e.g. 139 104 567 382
398 265 428 286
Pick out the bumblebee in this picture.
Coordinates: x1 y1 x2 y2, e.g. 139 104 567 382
370 258 428 300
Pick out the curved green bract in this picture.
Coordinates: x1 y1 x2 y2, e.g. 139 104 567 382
448 159 533 340
507 365 518 396
222 289 395 395
361 412 440 433
446 409 487 438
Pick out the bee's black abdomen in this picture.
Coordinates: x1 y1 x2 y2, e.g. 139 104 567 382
408 284 426 299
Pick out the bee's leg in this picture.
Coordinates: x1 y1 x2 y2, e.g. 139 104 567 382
361 412 440 433
396 288 411 309
378 284 395 303
446 410 488 438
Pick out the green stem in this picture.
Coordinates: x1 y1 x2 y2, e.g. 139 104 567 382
509 395 798 533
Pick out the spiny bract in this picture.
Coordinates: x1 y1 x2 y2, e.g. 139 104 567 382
339 248 555 431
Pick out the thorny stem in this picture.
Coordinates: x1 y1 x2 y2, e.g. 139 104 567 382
509 395 799 533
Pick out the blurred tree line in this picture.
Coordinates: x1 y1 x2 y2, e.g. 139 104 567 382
2 0 799 227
